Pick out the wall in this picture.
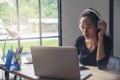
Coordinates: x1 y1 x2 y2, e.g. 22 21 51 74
61 0 81 46
114 0 120 57
62 0 109 46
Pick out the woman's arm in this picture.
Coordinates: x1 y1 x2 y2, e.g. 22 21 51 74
96 20 107 61
96 21 107 69
97 39 105 61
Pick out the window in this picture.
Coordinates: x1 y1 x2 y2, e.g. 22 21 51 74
0 0 61 54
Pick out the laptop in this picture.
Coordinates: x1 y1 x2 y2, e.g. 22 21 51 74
31 46 91 80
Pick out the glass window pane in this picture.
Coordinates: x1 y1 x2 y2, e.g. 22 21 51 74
20 39 40 52
41 0 58 37
0 0 17 39
18 0 39 38
0 40 18 56
42 38 59 46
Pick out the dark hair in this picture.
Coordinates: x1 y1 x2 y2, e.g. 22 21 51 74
80 9 100 27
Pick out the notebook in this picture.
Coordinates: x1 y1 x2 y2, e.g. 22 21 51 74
31 46 91 80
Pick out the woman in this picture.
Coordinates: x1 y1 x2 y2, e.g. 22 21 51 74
75 8 112 69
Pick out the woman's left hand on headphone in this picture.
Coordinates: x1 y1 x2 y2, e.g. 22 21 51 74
97 20 107 40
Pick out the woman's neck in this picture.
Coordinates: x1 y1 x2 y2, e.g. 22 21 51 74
85 38 98 53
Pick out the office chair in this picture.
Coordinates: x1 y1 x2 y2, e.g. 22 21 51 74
107 56 120 72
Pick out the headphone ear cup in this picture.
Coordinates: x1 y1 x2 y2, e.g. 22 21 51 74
97 20 102 33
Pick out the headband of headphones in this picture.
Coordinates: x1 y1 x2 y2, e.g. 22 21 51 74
83 8 102 22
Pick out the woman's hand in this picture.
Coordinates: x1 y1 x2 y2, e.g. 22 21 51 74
97 20 107 40
96 20 107 61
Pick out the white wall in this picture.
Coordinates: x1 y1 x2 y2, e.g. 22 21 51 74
62 0 109 46
61 0 81 46
114 0 120 57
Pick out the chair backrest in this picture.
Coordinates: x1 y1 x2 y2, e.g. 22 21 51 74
107 56 120 72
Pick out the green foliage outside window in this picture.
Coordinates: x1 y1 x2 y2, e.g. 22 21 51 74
0 39 58 55
0 0 57 23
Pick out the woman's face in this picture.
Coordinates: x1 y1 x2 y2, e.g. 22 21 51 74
79 16 97 39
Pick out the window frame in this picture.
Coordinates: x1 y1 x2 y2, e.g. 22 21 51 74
0 0 62 53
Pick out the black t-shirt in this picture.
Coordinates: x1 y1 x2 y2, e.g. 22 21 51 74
75 35 112 69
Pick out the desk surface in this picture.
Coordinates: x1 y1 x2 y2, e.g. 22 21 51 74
82 66 120 80
0 64 120 80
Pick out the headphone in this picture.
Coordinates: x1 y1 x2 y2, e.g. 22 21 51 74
82 8 102 22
